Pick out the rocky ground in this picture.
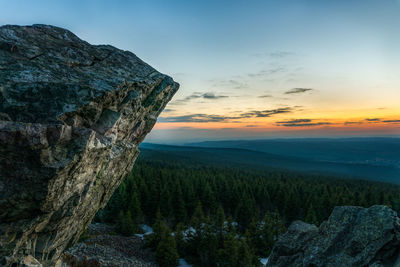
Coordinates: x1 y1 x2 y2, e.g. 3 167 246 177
61 224 157 267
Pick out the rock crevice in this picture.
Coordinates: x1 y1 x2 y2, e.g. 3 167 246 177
0 24 179 266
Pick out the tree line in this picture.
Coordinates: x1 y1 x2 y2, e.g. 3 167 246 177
95 157 400 266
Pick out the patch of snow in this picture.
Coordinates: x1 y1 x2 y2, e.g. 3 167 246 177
260 257 269 266
134 233 145 240
179 258 192 267
141 224 153 235
135 224 154 240
183 227 196 237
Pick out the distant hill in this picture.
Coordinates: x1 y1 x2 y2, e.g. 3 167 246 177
140 138 400 184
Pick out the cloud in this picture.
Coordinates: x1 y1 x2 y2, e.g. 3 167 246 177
202 92 228 99
280 122 332 127
171 92 228 105
276 119 312 124
343 119 400 125
382 120 400 123
252 51 294 59
241 107 294 118
211 79 248 89
276 118 332 127
158 114 239 123
159 107 297 123
344 121 363 125
284 88 313 94
270 51 295 58
248 67 287 78
258 94 273 98
162 108 174 113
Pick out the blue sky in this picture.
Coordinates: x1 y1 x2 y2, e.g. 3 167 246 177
1 0 399 143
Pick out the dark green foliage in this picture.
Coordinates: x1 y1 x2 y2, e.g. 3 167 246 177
156 234 179 267
305 204 318 225
144 211 179 267
96 156 400 266
116 210 137 236
155 223 179 267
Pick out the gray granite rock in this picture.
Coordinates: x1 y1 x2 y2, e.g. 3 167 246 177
0 24 178 266
267 205 400 267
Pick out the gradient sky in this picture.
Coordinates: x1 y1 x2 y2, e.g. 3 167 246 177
1 0 399 143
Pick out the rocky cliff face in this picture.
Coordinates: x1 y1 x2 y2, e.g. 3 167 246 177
267 205 400 267
0 24 179 266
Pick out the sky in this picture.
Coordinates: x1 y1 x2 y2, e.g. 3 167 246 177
1 0 399 143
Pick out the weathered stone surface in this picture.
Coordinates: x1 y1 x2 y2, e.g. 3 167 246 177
0 24 179 266
267 205 400 267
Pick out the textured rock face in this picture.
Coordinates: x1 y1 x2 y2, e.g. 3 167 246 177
0 24 179 266
267 205 400 267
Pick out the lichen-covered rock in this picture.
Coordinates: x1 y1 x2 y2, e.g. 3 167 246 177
267 205 400 267
0 24 179 266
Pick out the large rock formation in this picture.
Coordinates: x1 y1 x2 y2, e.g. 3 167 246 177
0 24 179 266
267 205 400 267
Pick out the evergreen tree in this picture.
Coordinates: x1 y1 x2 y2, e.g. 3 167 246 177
175 222 186 255
146 209 165 249
191 201 205 228
155 223 179 267
237 240 259 267
173 186 187 225
305 204 318 225
218 232 239 267
128 191 143 224
116 210 137 236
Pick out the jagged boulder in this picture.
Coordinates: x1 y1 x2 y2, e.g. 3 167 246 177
0 24 179 266
267 205 400 267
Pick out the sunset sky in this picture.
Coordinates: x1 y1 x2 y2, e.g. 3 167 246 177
1 0 399 143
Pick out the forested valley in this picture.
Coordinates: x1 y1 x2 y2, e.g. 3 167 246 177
94 154 400 267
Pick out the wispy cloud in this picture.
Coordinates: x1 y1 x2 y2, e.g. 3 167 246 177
280 122 332 127
158 114 238 123
248 67 287 78
241 107 294 118
365 118 381 122
270 51 295 58
202 92 228 99
382 120 400 123
252 51 295 59
284 88 313 94
170 92 228 105
276 118 332 127
344 121 364 125
159 107 296 123
258 94 273 98
211 79 248 89
276 119 312 124
344 118 400 125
